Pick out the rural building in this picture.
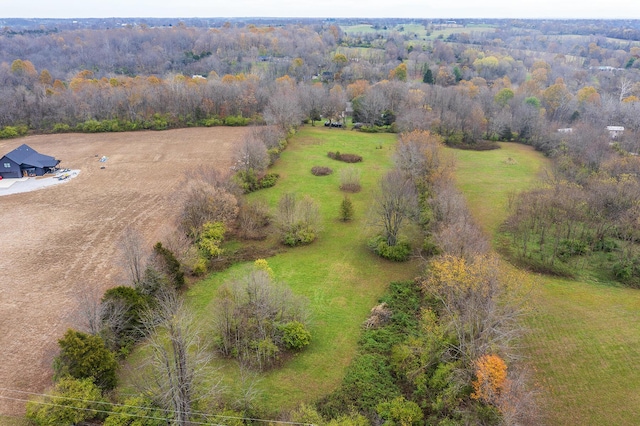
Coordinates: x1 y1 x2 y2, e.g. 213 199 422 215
0 144 60 179
607 126 624 139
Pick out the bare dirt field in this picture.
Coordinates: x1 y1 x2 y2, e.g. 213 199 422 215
0 127 245 416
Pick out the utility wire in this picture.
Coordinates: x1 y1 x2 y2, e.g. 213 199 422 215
0 394 226 425
0 387 315 425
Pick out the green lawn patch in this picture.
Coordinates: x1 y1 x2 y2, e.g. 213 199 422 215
186 126 421 414
454 142 640 425
452 142 546 236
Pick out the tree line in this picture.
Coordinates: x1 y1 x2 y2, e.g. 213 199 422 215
2 20 640 156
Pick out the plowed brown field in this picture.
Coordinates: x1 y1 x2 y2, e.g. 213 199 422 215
0 127 245 415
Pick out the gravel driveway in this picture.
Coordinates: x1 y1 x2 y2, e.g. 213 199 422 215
0 170 80 196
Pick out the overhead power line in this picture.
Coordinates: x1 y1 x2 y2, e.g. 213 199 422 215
0 386 315 426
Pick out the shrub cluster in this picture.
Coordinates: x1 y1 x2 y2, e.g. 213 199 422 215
327 151 363 163
358 124 397 133
0 125 28 139
613 256 640 287
277 193 321 247
368 236 412 262
446 138 501 151
237 200 271 240
47 114 253 135
221 114 251 126
213 267 311 370
282 223 317 247
235 170 280 193
311 166 333 176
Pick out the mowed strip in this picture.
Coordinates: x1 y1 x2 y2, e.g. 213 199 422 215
0 127 245 416
454 142 640 425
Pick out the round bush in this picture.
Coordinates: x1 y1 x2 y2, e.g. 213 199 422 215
368 236 412 262
279 321 311 350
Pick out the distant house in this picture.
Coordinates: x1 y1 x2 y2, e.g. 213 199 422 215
557 128 573 134
607 126 624 139
345 101 354 117
0 144 60 179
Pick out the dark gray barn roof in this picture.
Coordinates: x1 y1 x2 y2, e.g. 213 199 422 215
3 144 59 168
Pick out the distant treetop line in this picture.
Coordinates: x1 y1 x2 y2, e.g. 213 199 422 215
3 17 640 34
2 16 640 161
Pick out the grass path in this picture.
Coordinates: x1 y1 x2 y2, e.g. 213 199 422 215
187 127 421 414
453 143 640 425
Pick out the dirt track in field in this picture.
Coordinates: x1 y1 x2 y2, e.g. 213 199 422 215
0 128 244 415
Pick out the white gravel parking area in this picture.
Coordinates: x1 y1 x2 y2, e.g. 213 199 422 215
0 170 80 196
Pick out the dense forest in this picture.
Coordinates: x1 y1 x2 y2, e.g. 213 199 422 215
4 17 640 426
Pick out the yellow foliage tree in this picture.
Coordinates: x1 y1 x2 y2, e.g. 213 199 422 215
576 86 600 105
421 255 530 365
333 53 348 66
542 78 572 118
275 74 295 87
39 69 52 85
254 258 274 279
11 59 37 77
389 63 407 81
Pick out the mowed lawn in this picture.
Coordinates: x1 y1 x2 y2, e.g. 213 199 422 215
454 143 640 425
187 126 421 414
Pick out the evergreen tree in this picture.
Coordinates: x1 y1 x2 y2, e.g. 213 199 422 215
423 68 434 84
339 195 354 222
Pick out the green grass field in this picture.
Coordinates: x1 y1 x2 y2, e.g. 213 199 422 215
454 143 640 425
453 142 546 236
186 126 421 414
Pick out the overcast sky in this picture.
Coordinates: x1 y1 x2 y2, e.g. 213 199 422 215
2 0 639 20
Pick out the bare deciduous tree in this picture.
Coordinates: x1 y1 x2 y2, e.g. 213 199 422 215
179 180 239 238
74 285 108 336
263 86 304 132
429 179 489 260
118 226 148 287
139 289 219 426
250 125 287 151
232 135 270 175
371 169 419 246
237 199 271 240
394 130 448 185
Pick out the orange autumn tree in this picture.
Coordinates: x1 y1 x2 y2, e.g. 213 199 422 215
471 353 508 405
